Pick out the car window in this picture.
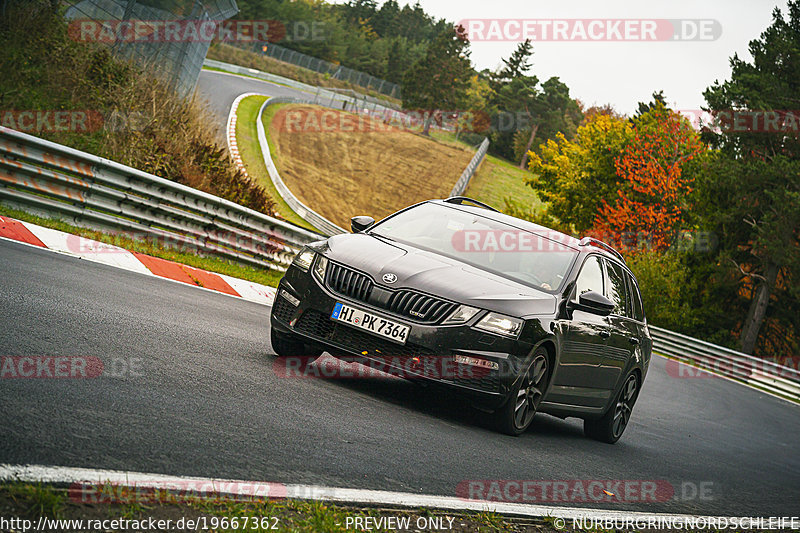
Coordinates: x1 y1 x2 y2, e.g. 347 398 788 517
574 256 604 298
627 273 645 321
604 260 629 317
370 203 578 292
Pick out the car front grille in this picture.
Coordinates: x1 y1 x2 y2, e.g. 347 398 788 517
453 375 502 393
326 262 373 302
295 310 433 358
324 262 456 324
293 310 501 392
387 290 457 323
272 293 296 323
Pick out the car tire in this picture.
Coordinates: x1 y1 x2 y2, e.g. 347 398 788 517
584 372 640 444
270 328 322 362
494 348 550 436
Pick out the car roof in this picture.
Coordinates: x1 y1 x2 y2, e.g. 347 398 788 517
429 198 627 266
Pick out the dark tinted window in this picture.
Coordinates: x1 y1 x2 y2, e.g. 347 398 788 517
627 273 644 321
371 203 578 292
575 256 604 297
604 260 628 317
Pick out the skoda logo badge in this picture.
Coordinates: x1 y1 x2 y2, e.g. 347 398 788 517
382 273 398 284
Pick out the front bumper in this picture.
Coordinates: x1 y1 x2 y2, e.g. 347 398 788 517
270 264 536 409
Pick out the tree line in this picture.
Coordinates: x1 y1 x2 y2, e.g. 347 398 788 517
236 0 798 358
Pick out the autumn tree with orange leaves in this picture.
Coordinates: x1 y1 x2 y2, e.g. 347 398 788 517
593 107 704 252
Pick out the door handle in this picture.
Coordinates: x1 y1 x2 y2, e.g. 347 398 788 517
629 336 640 345
599 330 611 338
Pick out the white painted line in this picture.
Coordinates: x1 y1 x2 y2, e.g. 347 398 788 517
219 273 276 306
2 218 276 308
0 463 727 521
23 223 153 276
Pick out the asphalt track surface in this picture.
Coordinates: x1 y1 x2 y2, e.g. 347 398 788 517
196 69 310 136
1 72 798 517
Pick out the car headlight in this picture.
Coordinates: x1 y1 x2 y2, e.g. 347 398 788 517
292 249 315 272
474 312 524 338
313 255 328 281
442 305 480 325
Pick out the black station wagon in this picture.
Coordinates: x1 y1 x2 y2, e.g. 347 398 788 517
270 197 651 443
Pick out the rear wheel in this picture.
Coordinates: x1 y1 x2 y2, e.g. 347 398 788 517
584 372 639 444
270 328 322 362
495 349 549 436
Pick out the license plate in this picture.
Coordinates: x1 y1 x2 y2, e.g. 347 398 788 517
331 302 410 345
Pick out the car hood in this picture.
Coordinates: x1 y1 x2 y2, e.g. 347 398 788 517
312 233 557 317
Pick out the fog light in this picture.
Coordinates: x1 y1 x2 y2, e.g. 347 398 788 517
454 354 499 370
280 289 300 307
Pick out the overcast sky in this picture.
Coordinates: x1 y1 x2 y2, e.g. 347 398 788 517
341 0 789 115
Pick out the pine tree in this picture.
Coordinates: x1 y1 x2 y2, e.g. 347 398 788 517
402 25 473 135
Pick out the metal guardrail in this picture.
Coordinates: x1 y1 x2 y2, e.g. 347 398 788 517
205 59 401 115
257 96 347 236
650 325 800 402
254 94 490 236
0 126 323 271
450 138 490 197
2 126 797 403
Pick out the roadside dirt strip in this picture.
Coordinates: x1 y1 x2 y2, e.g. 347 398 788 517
0 215 276 306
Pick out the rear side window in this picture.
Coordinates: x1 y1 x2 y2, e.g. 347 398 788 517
575 256 604 297
627 273 645 321
604 260 629 317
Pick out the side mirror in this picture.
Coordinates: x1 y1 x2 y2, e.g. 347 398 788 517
351 215 375 233
569 290 615 317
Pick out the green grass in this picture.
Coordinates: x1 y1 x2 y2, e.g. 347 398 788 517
5 483 65 519
427 129 479 151
237 97 317 232
0 481 549 533
465 154 544 213
0 204 283 288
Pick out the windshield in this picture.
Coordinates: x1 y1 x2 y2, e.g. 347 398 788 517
370 203 578 292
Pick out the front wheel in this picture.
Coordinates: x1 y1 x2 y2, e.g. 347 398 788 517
270 328 322 362
584 372 639 444
494 349 549 436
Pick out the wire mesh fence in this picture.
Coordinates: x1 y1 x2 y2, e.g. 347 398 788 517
237 41 401 100
63 0 238 98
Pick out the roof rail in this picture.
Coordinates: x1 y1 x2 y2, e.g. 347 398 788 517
443 196 500 213
578 237 626 263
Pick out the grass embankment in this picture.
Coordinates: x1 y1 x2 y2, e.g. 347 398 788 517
207 43 402 107
0 2 274 217
465 155 544 215
263 105 475 228
0 482 554 533
0 206 283 288
0 2 287 281
235 97 317 231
